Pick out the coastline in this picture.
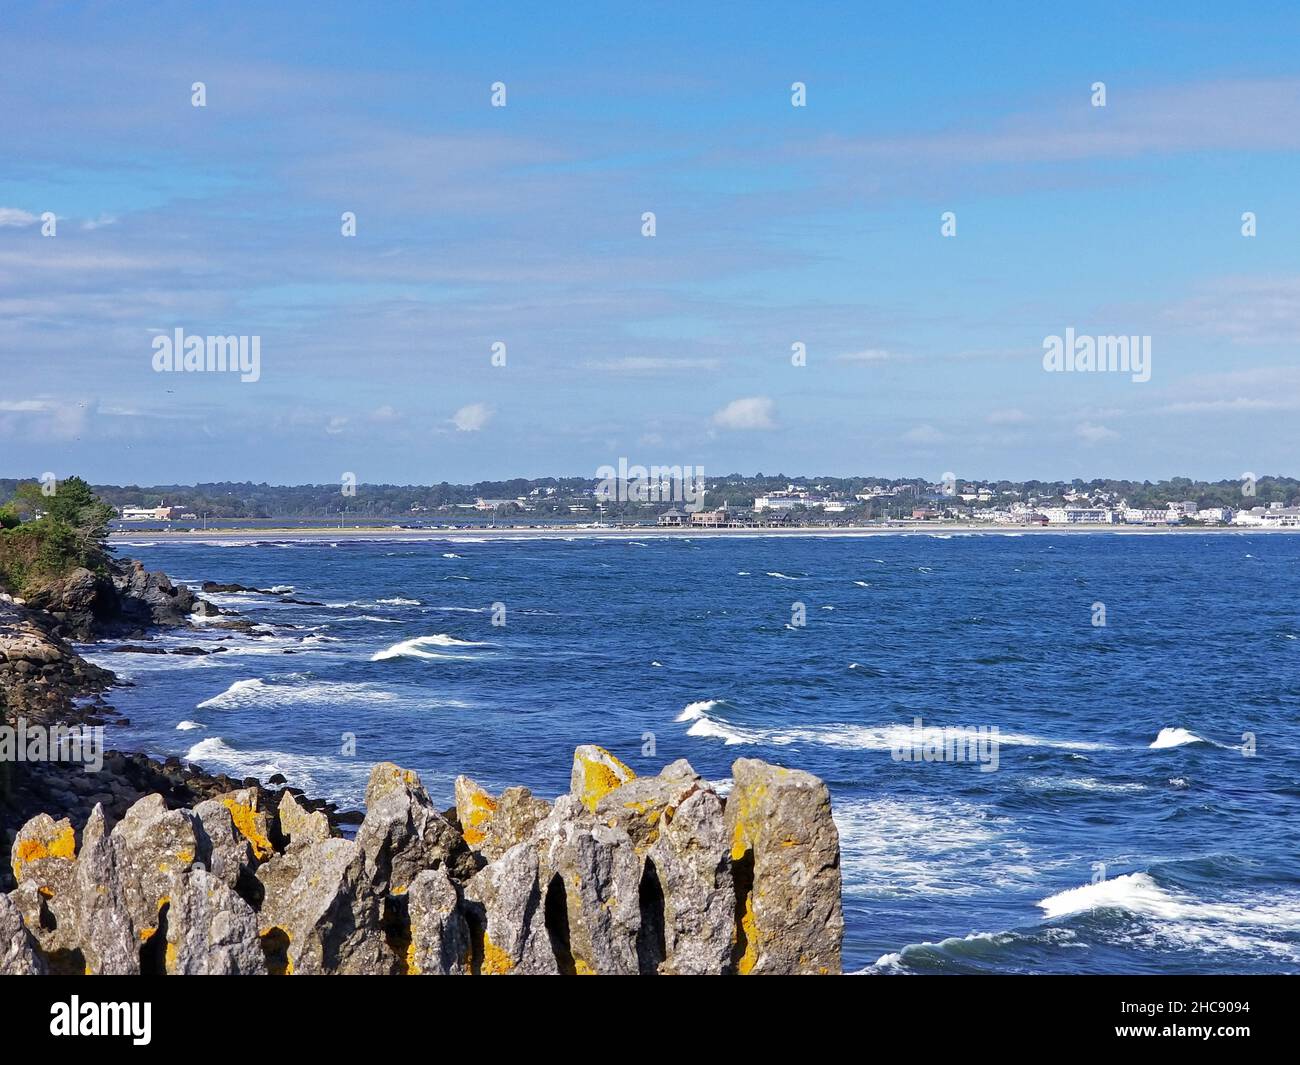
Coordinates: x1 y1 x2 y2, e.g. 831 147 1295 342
108 521 1300 545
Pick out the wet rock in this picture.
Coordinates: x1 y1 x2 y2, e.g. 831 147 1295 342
724 758 843 975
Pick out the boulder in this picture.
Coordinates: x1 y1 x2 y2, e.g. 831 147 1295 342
593 757 702 851
538 820 642 975
0 890 45 974
724 758 843 975
454 776 550 862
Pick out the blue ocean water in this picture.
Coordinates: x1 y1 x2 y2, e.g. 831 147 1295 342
85 532 1300 974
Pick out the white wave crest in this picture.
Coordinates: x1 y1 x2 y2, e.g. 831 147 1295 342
370 634 489 661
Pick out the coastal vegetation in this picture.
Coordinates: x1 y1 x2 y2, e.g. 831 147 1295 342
0 477 114 595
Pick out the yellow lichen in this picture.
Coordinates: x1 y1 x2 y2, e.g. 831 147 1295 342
481 933 514 975
736 892 759 975
140 927 157 943
221 798 272 860
165 942 177 971
576 747 635 811
176 848 194 864
574 958 596 975
11 824 76 879
405 941 421 976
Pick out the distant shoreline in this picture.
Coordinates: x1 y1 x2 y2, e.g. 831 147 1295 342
107 522 1300 544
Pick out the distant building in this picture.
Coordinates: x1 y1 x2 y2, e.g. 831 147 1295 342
119 505 179 521
911 507 940 520
1042 507 1115 524
657 508 690 526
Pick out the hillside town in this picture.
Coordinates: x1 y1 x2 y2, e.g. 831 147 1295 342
83 476 1300 530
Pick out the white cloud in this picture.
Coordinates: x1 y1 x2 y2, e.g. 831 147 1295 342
1076 421 1118 443
711 396 775 430
325 416 349 434
0 208 37 227
82 214 118 230
452 402 492 432
987 408 1029 425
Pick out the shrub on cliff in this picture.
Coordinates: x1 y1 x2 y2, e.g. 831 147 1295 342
0 477 114 595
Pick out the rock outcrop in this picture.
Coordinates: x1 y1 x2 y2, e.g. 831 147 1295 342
2 748 844 975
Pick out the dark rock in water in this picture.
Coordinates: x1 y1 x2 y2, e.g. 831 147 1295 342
201 581 280 595
170 646 216 656
267 773 288 786
278 597 324 606
109 644 166 654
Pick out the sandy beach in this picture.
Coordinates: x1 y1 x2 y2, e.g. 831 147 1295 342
107 521 1298 544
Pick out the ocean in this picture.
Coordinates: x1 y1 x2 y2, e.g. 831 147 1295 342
84 531 1300 974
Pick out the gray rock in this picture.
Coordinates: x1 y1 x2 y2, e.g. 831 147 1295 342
256 838 393 975
539 820 642 975
646 786 734 975
0 890 45 974
463 841 558 975
164 868 266 974
724 758 844 975
357 762 466 893
277 790 333 848
406 866 471 975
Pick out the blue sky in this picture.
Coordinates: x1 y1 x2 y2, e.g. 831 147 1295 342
2 1 1298 484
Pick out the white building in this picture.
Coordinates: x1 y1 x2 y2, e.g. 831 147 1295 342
1042 506 1115 524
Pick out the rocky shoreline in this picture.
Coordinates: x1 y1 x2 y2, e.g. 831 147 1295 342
0 560 354 893
2 559 845 975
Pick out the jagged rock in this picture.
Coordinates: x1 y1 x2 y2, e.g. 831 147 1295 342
10 812 77 883
112 560 201 628
9 817 81 956
724 758 844 975
538 820 642 975
164 868 266 974
109 794 201 935
212 787 275 862
67 804 136 975
454 776 549 861
23 568 120 640
278 790 333 848
0 890 45 973
256 838 393 975
192 799 253 890
646 787 733 974
407 867 471 975
463 842 558 975
357 762 467 893
570 745 636 812
593 757 702 851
